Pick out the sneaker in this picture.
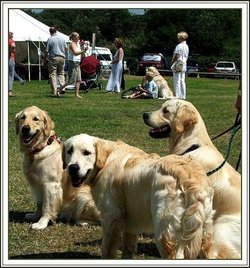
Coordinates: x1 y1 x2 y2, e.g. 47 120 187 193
9 91 13 97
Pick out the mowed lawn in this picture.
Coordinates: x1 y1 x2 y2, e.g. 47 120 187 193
6 74 242 261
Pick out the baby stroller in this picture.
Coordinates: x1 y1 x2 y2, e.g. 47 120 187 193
80 55 103 92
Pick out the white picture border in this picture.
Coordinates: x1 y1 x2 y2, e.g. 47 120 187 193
1 1 249 267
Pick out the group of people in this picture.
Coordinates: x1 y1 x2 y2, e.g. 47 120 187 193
8 29 240 109
45 27 87 98
8 27 187 99
106 31 189 100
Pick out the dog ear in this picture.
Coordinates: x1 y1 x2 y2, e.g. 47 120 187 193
42 110 55 136
173 105 198 133
95 140 113 170
14 111 22 135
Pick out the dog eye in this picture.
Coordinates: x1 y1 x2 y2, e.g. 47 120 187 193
67 147 73 155
33 116 39 121
83 150 91 156
20 114 26 120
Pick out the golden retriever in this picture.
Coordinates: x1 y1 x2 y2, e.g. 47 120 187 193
143 98 241 259
15 106 100 230
142 66 173 99
63 133 215 259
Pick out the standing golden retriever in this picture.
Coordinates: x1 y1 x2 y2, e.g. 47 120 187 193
15 106 100 230
63 133 215 259
143 98 241 259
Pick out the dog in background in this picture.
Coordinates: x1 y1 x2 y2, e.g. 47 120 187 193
15 106 100 229
143 98 241 259
142 66 173 99
63 133 215 259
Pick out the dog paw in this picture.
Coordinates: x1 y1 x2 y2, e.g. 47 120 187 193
30 217 50 230
31 222 47 230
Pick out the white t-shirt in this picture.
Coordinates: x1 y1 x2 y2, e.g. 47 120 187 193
173 41 189 71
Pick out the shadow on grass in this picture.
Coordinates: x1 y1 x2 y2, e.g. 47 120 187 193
9 210 30 223
9 250 101 259
9 211 160 259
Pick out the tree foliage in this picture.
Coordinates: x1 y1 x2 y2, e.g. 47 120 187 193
24 8 242 71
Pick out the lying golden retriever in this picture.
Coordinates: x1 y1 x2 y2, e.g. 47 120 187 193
143 98 241 259
63 133 215 259
15 106 100 230
142 66 173 99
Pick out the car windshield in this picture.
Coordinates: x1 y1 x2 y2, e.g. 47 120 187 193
217 62 234 68
142 55 161 62
97 54 112 61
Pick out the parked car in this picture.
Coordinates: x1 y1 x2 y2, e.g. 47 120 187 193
214 61 240 78
186 58 199 77
136 53 169 75
207 63 216 73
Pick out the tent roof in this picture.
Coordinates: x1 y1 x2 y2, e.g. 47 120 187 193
9 9 69 42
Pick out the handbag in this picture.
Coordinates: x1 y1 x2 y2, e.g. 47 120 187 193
171 59 184 72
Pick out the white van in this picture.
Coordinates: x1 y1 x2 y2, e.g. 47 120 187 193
92 47 113 69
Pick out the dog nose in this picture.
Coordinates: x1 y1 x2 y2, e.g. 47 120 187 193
143 112 149 122
68 164 80 176
21 125 30 135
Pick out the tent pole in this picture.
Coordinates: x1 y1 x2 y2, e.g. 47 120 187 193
27 41 31 82
38 42 41 81
92 33 96 50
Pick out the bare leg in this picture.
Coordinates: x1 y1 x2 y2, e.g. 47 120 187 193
75 82 82 98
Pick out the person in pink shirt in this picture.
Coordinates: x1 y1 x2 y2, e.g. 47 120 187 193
9 32 16 97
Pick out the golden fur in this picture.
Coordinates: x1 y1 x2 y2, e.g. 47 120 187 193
15 106 100 230
63 133 215 259
143 98 241 259
142 66 173 99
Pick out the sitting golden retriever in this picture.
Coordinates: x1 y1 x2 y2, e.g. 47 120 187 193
143 98 241 259
142 66 173 99
15 106 100 230
63 133 215 259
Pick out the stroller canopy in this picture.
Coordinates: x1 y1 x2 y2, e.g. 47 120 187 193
81 55 101 76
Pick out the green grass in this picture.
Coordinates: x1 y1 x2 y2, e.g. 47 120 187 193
7 75 241 261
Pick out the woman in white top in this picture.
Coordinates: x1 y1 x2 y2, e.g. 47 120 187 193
106 38 124 93
171 31 189 99
58 32 85 98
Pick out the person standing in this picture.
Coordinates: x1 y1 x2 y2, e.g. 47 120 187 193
171 31 189 99
8 32 16 97
45 26 68 97
58 32 86 98
106 38 124 93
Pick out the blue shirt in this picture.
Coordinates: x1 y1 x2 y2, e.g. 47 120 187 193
46 33 67 59
144 80 158 99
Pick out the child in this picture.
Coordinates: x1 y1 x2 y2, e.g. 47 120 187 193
123 72 158 99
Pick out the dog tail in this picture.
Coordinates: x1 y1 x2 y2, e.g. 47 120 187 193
177 164 215 259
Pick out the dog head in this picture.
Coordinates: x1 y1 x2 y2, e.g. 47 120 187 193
143 98 199 139
63 134 116 187
15 106 54 150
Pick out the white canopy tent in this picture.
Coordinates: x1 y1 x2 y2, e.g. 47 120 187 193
9 9 69 81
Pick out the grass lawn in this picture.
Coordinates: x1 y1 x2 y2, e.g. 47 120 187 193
5 74 242 262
